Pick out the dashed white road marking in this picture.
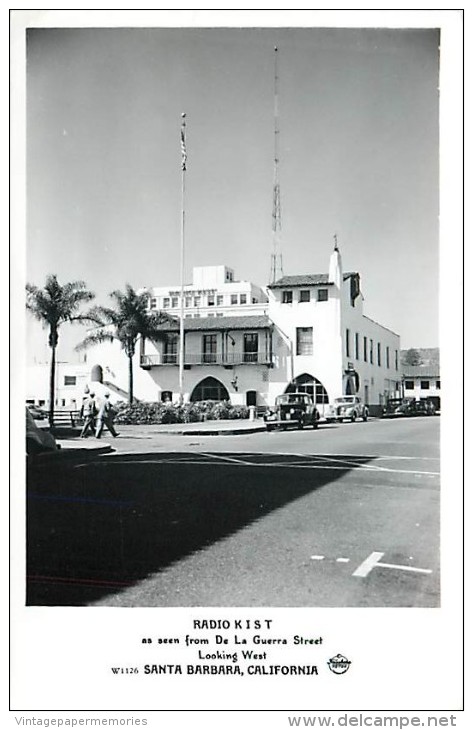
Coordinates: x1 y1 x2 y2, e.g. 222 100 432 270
352 551 432 577
310 555 325 560
336 557 350 563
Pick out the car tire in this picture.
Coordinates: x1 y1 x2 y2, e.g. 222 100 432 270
363 411 368 422
351 413 356 423
312 420 318 429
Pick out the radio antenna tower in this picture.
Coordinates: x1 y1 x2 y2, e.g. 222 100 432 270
270 46 283 284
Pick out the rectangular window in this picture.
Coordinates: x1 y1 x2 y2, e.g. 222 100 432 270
203 334 217 363
149 297 157 310
420 380 430 390
369 339 374 364
244 333 259 363
193 296 201 307
355 333 359 360
363 336 368 362
282 290 293 304
395 349 399 371
217 295 224 306
208 295 215 306
296 327 313 356
231 294 238 305
185 314 192 319
208 313 215 317
185 296 192 308
377 342 381 366
163 297 170 308
436 380 441 389
216 312 224 317
171 296 179 308
404 381 414 390
317 288 328 302
164 334 178 364
346 329 351 358
386 346 390 369
64 376 76 386
299 290 310 303
194 313 200 318
240 293 247 304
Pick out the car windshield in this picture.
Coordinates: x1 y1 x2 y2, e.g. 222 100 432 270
335 397 355 404
277 394 308 405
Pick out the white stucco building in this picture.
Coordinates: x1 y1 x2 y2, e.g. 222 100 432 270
27 245 401 416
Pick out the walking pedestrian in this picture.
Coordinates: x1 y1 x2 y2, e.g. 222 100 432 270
80 391 97 438
95 393 119 438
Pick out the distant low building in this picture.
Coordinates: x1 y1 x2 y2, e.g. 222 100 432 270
26 362 125 410
401 348 440 409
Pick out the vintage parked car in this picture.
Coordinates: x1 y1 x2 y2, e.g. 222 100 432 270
264 393 320 431
382 398 416 418
327 395 369 423
411 399 436 416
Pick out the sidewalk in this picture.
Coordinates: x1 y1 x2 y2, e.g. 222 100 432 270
30 419 267 463
28 419 267 466
27 439 114 465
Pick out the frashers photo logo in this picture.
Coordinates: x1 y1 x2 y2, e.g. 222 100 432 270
327 654 351 674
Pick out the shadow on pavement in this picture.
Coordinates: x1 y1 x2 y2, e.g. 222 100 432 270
27 451 375 606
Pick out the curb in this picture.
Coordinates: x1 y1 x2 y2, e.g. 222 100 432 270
27 444 114 466
150 425 267 436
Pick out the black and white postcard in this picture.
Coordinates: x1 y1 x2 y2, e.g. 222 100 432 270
10 8 465 723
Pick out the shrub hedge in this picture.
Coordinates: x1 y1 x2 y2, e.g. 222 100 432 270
114 400 249 425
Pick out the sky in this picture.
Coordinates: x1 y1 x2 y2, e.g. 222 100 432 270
24 22 440 362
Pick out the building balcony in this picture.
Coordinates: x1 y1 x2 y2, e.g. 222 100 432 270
140 351 272 369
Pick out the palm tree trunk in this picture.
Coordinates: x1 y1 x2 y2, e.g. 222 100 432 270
128 352 133 404
49 343 56 428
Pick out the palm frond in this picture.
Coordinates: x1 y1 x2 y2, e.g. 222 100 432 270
75 329 116 352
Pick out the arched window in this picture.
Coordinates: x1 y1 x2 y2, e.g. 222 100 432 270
285 373 329 404
190 377 230 402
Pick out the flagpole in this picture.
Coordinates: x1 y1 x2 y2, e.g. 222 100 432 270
179 113 187 403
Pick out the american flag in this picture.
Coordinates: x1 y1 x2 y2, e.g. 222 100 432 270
180 114 187 171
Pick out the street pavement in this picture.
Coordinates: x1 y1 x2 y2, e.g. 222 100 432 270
27 416 440 608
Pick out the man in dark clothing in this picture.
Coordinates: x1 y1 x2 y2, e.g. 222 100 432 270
95 393 119 438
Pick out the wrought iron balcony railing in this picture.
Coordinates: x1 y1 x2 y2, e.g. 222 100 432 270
140 351 272 368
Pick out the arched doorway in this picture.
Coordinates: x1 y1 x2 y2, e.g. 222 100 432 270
285 373 329 405
343 369 360 395
190 377 230 402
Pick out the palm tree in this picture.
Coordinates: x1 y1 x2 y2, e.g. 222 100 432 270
26 275 96 428
75 285 174 404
